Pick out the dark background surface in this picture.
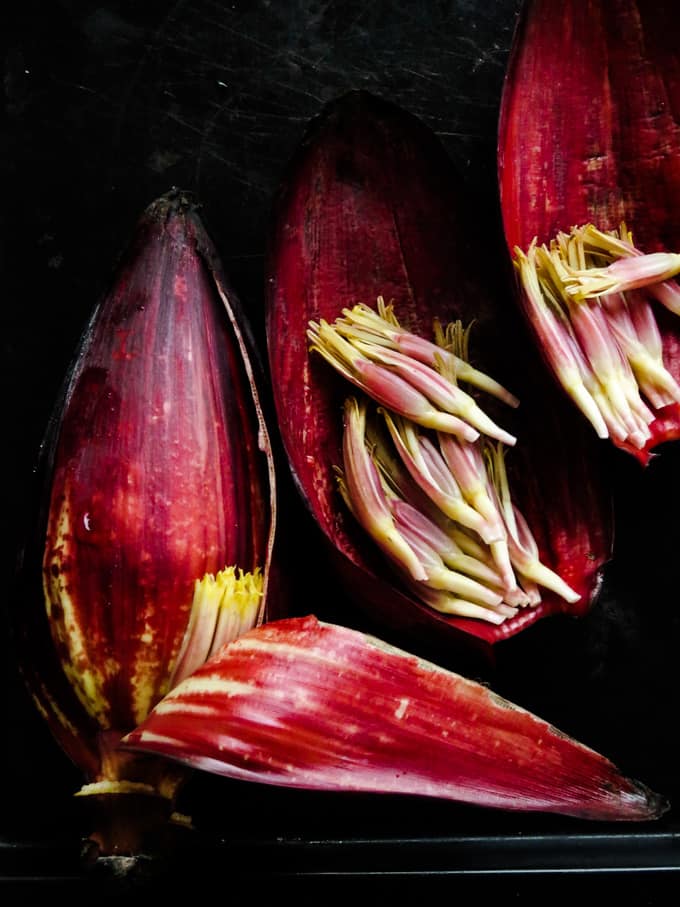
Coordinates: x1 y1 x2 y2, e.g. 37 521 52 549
2 0 680 899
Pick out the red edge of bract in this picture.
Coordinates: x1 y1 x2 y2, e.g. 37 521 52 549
498 0 680 463
265 89 613 651
122 615 668 822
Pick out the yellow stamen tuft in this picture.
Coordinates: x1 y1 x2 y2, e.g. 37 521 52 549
169 566 264 689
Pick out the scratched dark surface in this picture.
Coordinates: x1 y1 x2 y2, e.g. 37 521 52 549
2 0 679 896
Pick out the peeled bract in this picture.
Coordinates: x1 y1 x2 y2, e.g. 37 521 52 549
499 0 680 463
266 90 612 650
123 615 667 822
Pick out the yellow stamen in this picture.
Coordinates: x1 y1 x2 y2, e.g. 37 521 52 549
169 567 263 689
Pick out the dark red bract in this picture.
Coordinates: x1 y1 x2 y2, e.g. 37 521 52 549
266 90 612 651
498 0 680 463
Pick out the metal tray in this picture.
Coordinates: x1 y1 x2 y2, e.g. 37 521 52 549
3 0 679 895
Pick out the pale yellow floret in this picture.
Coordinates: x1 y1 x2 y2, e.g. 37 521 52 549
43 493 114 727
75 780 159 797
169 566 264 688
